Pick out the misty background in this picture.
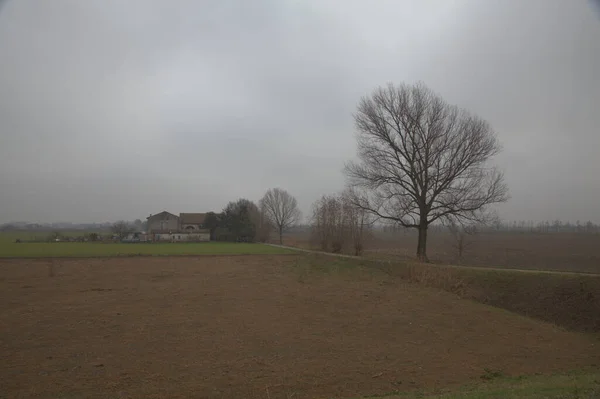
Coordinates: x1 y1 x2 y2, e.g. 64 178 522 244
0 0 599 224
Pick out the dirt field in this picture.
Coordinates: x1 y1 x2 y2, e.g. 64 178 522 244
286 231 600 274
1 256 598 399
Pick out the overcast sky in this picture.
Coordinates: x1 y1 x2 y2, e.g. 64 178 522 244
1 0 599 224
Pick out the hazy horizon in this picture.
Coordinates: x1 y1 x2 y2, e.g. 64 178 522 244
1 0 599 224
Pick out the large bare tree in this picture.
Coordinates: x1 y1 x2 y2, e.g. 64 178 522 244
260 188 301 244
345 82 508 261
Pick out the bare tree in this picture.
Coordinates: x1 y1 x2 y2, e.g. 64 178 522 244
260 188 301 244
341 190 373 255
310 194 344 252
253 205 274 243
345 82 508 261
446 219 478 262
309 191 372 255
111 221 134 239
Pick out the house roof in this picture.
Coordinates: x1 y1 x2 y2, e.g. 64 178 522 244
147 211 178 220
179 213 206 224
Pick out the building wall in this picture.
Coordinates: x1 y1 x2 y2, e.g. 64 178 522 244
155 232 210 242
147 212 179 233
154 233 171 241
193 233 210 242
124 232 148 242
181 223 204 231
172 232 210 242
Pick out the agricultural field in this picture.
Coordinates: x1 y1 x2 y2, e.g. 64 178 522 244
0 233 294 257
285 230 600 274
1 254 599 399
376 371 600 399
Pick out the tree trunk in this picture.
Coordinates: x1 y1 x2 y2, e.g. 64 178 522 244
416 224 429 262
279 227 283 245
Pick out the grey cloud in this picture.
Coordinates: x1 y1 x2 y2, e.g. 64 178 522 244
1 0 599 223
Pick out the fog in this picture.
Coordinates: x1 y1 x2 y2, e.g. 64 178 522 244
1 0 599 224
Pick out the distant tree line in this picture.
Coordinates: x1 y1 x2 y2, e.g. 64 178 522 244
486 220 599 234
200 188 302 244
15 231 114 244
0 222 112 232
378 220 600 235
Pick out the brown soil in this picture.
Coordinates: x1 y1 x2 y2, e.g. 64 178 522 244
377 231 600 274
456 268 600 333
1 256 598 399
285 231 600 274
367 260 600 333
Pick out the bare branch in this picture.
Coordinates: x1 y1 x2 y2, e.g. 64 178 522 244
259 188 301 245
111 221 134 239
309 190 374 255
345 82 509 261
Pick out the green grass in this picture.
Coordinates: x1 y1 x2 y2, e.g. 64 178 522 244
363 369 600 399
0 241 295 258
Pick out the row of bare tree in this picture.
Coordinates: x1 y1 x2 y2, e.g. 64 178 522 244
309 190 373 256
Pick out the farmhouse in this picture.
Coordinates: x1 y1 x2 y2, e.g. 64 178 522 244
146 211 210 242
